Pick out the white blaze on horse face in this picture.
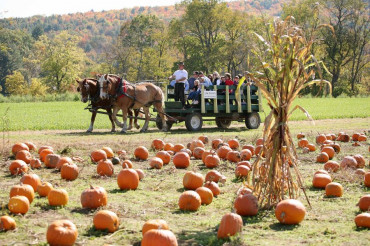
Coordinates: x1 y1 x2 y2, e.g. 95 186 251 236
98 76 107 99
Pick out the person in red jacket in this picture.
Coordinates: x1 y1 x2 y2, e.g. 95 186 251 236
225 73 234 93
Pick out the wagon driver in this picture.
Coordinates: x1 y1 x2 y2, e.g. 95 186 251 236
169 62 188 109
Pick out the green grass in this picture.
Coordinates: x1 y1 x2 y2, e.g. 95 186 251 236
0 119 369 245
0 97 369 131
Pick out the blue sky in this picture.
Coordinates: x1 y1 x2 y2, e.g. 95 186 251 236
0 0 183 18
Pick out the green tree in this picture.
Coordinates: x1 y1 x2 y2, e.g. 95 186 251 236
4 71 27 95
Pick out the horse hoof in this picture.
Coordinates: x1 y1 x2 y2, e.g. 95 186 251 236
140 129 147 133
135 125 140 129
86 130 92 133
111 129 116 133
120 129 127 134
127 126 132 130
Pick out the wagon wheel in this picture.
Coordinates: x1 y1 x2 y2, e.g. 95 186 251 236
185 113 203 131
245 112 261 129
155 115 173 131
215 117 231 129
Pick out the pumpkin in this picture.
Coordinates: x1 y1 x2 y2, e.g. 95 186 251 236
173 152 190 169
48 188 69 206
355 169 366 176
40 149 54 162
205 170 222 183
11 143 29 155
0 215 16 231
316 152 329 163
80 185 107 209
151 139 165 150
164 143 174 151
240 149 252 161
141 229 178 246
316 134 327 144
237 187 253 196
195 187 213 205
358 135 367 142
156 151 171 165
204 154 220 168
192 147 205 159
44 154 61 168
117 150 127 159
178 190 201 211
255 138 263 146
9 160 28 175
30 158 42 169
212 139 223 149
338 133 350 142
226 150 241 163
353 142 361 147
37 182 53 197
235 165 250 178
365 172 370 187
314 169 329 175
217 146 232 159
183 171 204 190
324 161 340 173
198 136 209 144
149 157 164 169
331 143 341 153
111 157 120 165
93 210 119 233
142 219 169 236
358 195 370 211
312 173 332 189
61 163 79 181
117 169 139 190
275 199 306 225
255 145 265 157
91 149 107 162
46 220 78 246
10 184 35 203
20 173 41 191
97 159 114 176
24 142 37 152
134 146 149 160
179 148 192 156
298 138 309 148
38 146 53 155
102 147 114 158
237 161 252 168
242 145 255 156
352 133 360 141
353 154 365 168
228 139 240 149
217 213 243 239
172 144 185 153
234 193 258 216
204 181 220 197
325 182 343 197
122 160 133 168
135 169 145 180
321 146 335 160
56 157 73 170
202 150 212 164
8 196 29 215
15 150 32 164
189 140 205 151
340 156 358 169
354 213 370 228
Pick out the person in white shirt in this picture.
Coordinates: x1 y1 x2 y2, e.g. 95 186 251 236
169 62 188 108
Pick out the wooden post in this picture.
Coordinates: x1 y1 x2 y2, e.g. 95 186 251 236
237 87 242 113
213 85 218 113
258 87 264 112
201 85 205 113
226 85 230 113
247 85 252 113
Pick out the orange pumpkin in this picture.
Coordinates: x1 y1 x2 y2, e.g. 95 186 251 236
242 145 255 156
354 213 370 228
316 152 329 163
204 154 220 168
331 143 341 153
156 151 171 165
365 172 370 187
48 188 69 206
353 154 365 168
202 150 212 164
316 134 327 144
101 147 114 159
172 144 185 153
189 140 204 151
195 187 213 205
192 147 204 159
30 158 42 169
355 169 366 176
234 194 258 216
38 146 53 155
10 184 35 203
93 210 119 233
325 182 343 197
275 199 306 225
217 146 232 159
324 161 340 173
178 190 201 211
235 165 250 178
149 157 164 169
205 170 223 183
135 169 145 180
15 150 32 164
91 149 107 162
142 219 169 236
81 185 107 209
237 161 252 168
97 159 114 176
44 154 61 168
46 220 78 246
297 133 305 139
204 181 220 197
11 143 29 155
226 150 241 163
312 173 332 189
37 182 53 197
141 229 178 246
358 134 367 142
352 133 360 141
122 160 133 168
212 139 223 149
321 146 335 160
228 139 240 149
198 136 209 144
240 149 252 161
340 156 357 169
40 148 54 162
117 169 139 190
151 139 165 150
314 169 329 175
358 195 370 211
0 215 16 231
24 142 37 152
237 187 253 196
164 143 174 151
134 146 149 160
217 213 243 239
298 138 309 148
256 138 264 146
9 160 28 175
20 173 41 191
255 145 265 157
173 152 190 169
61 163 79 181
56 157 73 170
183 171 204 190
8 195 29 215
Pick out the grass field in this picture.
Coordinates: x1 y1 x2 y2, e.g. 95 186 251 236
0 118 369 245
0 97 369 131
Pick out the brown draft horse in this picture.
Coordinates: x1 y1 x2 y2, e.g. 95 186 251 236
76 78 141 132
97 74 167 133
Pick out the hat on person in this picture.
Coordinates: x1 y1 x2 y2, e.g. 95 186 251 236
178 61 185 66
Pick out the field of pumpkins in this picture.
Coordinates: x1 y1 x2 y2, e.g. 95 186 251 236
0 128 369 245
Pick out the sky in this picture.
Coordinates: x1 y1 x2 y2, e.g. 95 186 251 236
0 0 183 18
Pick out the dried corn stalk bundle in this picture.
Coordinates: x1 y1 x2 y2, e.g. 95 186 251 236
248 16 332 209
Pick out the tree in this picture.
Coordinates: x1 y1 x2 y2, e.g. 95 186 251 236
4 71 27 95
35 31 87 92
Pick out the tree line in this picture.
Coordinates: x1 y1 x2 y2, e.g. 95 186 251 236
0 0 368 98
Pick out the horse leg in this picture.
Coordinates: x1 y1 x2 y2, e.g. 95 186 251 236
112 106 124 128
134 109 140 129
140 107 150 133
154 102 168 131
87 111 96 133
120 107 128 133
127 109 133 130
107 108 116 133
